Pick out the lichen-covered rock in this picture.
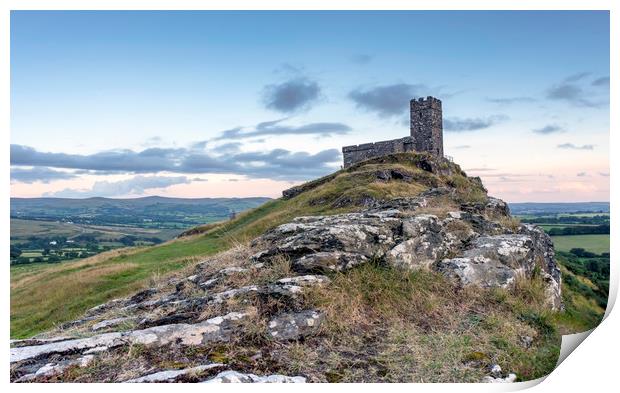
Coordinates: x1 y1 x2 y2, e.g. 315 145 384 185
11 312 247 363
386 214 452 269
437 232 562 309
253 211 402 266
204 370 306 383
209 286 259 304
124 364 224 383
268 310 324 340
267 275 330 298
292 251 370 273
253 189 561 309
481 373 517 383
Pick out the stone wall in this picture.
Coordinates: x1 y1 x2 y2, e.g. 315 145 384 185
342 137 415 168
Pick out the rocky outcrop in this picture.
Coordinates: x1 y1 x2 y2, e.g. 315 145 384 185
253 189 562 310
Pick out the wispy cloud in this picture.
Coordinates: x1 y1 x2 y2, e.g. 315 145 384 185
10 167 78 183
262 78 321 113
11 143 342 181
546 73 607 107
532 124 564 134
348 83 428 117
557 143 594 150
213 118 351 141
564 72 591 82
46 175 192 198
444 115 508 132
592 76 610 87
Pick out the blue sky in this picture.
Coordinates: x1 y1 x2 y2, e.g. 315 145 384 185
10 11 609 201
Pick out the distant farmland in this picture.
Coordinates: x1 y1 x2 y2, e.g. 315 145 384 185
551 234 610 255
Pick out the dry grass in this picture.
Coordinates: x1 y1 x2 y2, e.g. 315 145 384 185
496 216 522 233
272 263 563 382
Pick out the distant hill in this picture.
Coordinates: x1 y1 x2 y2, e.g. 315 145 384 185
10 196 272 229
508 202 609 215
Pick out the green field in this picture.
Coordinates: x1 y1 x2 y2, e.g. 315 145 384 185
551 234 610 254
11 218 182 244
538 224 599 231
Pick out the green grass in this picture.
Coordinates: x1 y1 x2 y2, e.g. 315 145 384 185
551 261 606 334
551 234 610 254
10 236 225 338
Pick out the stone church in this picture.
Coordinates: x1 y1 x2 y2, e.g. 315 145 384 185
342 96 444 168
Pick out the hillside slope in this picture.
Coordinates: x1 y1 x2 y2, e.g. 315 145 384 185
11 153 481 338
10 152 604 383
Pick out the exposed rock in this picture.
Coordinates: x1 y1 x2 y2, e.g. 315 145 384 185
386 214 452 269
437 232 562 309
15 355 95 382
128 288 158 304
489 364 502 377
253 189 561 310
485 197 511 217
254 212 401 266
124 364 224 383
11 312 247 363
266 275 331 299
203 370 306 383
209 286 259 304
268 310 324 340
292 251 369 273
375 168 415 182
92 317 138 332
436 256 517 289
519 224 561 284
460 197 507 219
519 335 534 349
137 312 201 328
482 373 517 383
83 346 108 355
198 266 249 290
437 235 536 287
11 336 74 348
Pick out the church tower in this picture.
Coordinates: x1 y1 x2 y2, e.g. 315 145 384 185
410 96 443 158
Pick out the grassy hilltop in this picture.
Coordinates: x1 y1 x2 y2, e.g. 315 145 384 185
11 152 606 352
